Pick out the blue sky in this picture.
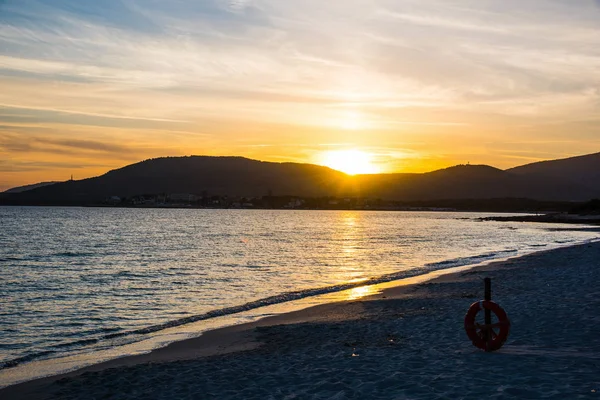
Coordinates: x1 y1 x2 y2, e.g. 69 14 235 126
1 0 600 188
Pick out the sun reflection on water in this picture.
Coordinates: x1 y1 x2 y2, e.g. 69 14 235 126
343 213 357 227
346 285 378 300
339 212 360 254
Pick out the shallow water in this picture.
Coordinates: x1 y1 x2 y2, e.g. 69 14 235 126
0 207 597 379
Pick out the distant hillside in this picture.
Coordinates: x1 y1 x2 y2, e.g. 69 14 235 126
3 181 60 194
1 154 599 206
0 157 355 205
355 164 595 201
508 152 600 190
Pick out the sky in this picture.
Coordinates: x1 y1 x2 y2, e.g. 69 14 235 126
1 0 600 190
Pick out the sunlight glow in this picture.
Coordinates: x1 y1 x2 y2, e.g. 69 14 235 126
2 0 599 190
339 110 364 130
346 285 378 300
320 150 380 175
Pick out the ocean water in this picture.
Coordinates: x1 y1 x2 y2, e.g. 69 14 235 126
0 207 598 384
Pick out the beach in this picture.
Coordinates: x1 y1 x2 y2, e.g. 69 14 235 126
2 241 600 399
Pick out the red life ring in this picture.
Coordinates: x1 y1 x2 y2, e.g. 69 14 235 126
464 300 510 351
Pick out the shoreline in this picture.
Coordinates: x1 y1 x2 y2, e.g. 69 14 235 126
480 213 600 225
0 204 584 214
0 256 509 392
2 240 600 399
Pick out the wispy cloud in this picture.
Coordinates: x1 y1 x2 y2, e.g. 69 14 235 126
3 0 599 117
0 159 109 173
0 129 160 159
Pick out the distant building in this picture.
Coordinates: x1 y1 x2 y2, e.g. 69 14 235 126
169 193 199 202
107 196 122 205
284 198 305 208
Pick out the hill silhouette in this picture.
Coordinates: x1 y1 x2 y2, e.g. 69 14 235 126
2 154 599 206
508 152 600 190
354 164 595 201
1 157 355 205
2 181 60 194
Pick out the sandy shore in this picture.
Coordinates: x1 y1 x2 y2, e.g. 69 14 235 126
3 241 600 399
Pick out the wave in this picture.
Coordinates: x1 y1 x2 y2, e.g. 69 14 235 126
0 252 95 263
1 351 56 369
53 251 96 258
0 257 23 262
425 249 518 269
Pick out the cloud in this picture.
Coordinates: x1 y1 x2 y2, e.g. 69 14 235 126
0 159 107 173
1 0 600 182
0 131 133 156
0 105 190 131
2 0 597 115
0 126 184 165
34 137 135 154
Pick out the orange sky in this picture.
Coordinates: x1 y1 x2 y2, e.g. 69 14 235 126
2 0 600 190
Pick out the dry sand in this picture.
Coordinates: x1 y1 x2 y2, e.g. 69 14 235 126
2 242 600 399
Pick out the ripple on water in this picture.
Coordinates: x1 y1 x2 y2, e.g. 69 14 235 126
1 208 598 373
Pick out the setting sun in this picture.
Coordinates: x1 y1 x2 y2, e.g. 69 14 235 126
319 149 380 175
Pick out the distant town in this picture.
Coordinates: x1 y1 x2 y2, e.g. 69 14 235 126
104 193 434 211
99 192 586 213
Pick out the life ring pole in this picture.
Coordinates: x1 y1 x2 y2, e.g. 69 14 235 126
464 289 510 351
484 278 492 351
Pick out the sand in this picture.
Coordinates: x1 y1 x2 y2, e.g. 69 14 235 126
2 241 600 399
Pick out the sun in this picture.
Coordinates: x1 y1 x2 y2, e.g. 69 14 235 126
320 149 380 175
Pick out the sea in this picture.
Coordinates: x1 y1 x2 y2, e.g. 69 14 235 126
1 206 598 387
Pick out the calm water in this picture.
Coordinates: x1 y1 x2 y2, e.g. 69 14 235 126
1 207 598 381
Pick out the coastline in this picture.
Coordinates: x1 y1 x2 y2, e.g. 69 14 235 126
480 213 600 225
2 241 600 399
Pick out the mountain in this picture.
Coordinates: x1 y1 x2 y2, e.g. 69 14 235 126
0 157 355 205
1 154 599 206
355 164 596 201
2 181 60 194
507 152 600 190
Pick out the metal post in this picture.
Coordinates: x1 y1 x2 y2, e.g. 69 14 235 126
484 277 492 351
